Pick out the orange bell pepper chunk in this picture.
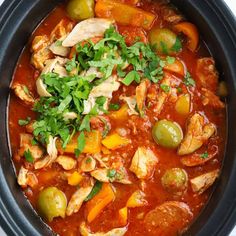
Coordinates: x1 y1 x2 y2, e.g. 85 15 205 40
174 22 199 52
86 183 115 223
118 207 128 226
164 58 185 77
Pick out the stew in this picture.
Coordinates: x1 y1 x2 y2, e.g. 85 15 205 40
9 0 226 235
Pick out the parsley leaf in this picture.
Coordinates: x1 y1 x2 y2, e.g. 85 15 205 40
75 131 86 157
79 115 91 132
184 71 195 87
201 152 209 159
84 181 103 201
18 117 31 126
160 84 171 93
24 149 34 163
109 103 120 111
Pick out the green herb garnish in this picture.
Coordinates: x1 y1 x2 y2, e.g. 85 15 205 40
18 117 31 126
184 71 195 87
23 149 34 163
84 181 103 201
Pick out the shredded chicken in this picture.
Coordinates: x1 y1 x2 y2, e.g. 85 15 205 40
62 18 114 47
135 79 150 115
80 222 127 236
129 147 158 179
17 166 38 188
201 88 225 109
120 95 138 115
83 75 120 114
91 169 109 182
190 169 219 194
12 83 35 105
178 114 216 155
56 155 77 170
196 57 218 92
66 179 94 216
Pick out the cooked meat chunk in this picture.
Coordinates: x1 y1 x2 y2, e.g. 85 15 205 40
190 169 219 194
56 155 77 170
178 114 216 155
81 157 96 172
201 88 225 109
17 166 38 188
129 147 158 179
12 83 35 105
196 57 218 92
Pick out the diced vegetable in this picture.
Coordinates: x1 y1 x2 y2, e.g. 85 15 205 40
67 0 95 21
118 207 128 226
161 168 188 195
109 104 129 121
126 190 147 208
175 94 191 115
149 28 181 54
68 171 83 186
164 58 185 76
86 183 115 222
37 187 67 222
95 0 156 30
173 22 199 52
64 131 102 154
102 133 130 150
101 145 111 154
152 120 183 148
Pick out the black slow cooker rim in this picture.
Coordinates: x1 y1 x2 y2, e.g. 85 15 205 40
0 0 236 236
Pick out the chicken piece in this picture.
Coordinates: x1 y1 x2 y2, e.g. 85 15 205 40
181 145 218 167
120 95 138 116
32 35 49 52
80 222 127 236
50 19 74 42
83 75 120 114
66 180 94 216
81 157 96 172
196 57 218 92
135 79 151 116
129 147 158 179
12 83 35 105
62 18 114 47
190 169 219 194
34 136 58 169
49 42 70 57
153 75 171 115
81 67 103 78
18 133 44 160
201 88 225 109
144 201 193 235
90 116 111 137
91 168 131 184
178 114 216 155
41 57 68 76
56 155 77 170
17 166 38 188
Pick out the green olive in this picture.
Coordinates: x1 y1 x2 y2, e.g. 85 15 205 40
67 0 94 21
148 28 178 54
161 168 188 194
37 187 67 222
152 119 183 148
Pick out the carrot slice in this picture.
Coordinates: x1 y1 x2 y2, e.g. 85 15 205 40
86 183 115 223
95 0 156 30
173 22 199 51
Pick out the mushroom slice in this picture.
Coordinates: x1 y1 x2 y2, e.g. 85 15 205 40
56 155 77 170
36 78 52 97
62 18 114 47
178 113 216 155
190 169 219 194
129 147 158 179
12 83 35 105
201 88 225 109
80 222 127 236
144 201 193 235
135 79 151 115
49 40 70 57
66 180 95 216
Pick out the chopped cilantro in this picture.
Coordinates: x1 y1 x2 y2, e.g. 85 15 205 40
177 87 183 93
23 85 29 95
18 117 31 126
85 157 92 164
79 115 91 132
75 132 86 157
84 181 103 201
24 149 34 163
160 41 169 54
160 84 170 93
109 103 120 111
184 71 195 87
166 56 175 64
201 152 209 159
122 71 140 86
55 40 62 46
107 169 117 181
